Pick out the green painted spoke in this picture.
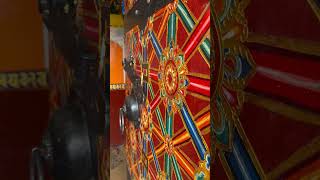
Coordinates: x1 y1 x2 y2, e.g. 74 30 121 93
156 109 166 135
177 0 195 32
177 0 210 62
167 13 177 46
171 156 182 180
166 110 173 137
200 39 210 61
148 84 166 135
164 153 172 179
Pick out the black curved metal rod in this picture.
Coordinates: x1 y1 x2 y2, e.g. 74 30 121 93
30 148 44 180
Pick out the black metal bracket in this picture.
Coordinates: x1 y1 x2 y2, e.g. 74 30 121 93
124 0 173 32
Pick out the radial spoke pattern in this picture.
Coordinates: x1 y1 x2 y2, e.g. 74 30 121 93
125 1 210 179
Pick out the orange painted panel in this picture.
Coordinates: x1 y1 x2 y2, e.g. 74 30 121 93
0 0 44 72
110 40 125 85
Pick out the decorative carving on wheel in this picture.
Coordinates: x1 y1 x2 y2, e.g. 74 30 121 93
125 0 211 179
211 0 267 179
159 45 188 114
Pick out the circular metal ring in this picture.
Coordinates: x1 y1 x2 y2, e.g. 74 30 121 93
119 107 125 134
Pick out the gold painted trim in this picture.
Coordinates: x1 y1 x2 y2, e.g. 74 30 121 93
308 0 320 21
187 72 210 80
0 71 48 89
301 169 320 180
218 152 235 180
110 83 126 90
176 137 192 148
245 93 320 126
186 91 210 102
234 118 268 180
247 33 320 57
201 126 210 135
179 165 194 180
176 147 198 168
267 136 320 179
193 105 210 120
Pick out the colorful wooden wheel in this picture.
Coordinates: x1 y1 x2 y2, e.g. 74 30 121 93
212 0 320 179
210 0 262 179
125 0 211 179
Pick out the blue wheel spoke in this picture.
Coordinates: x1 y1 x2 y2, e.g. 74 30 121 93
150 139 161 172
149 31 163 60
180 102 207 160
143 139 147 178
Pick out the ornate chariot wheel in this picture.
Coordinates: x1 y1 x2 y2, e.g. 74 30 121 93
124 0 212 179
